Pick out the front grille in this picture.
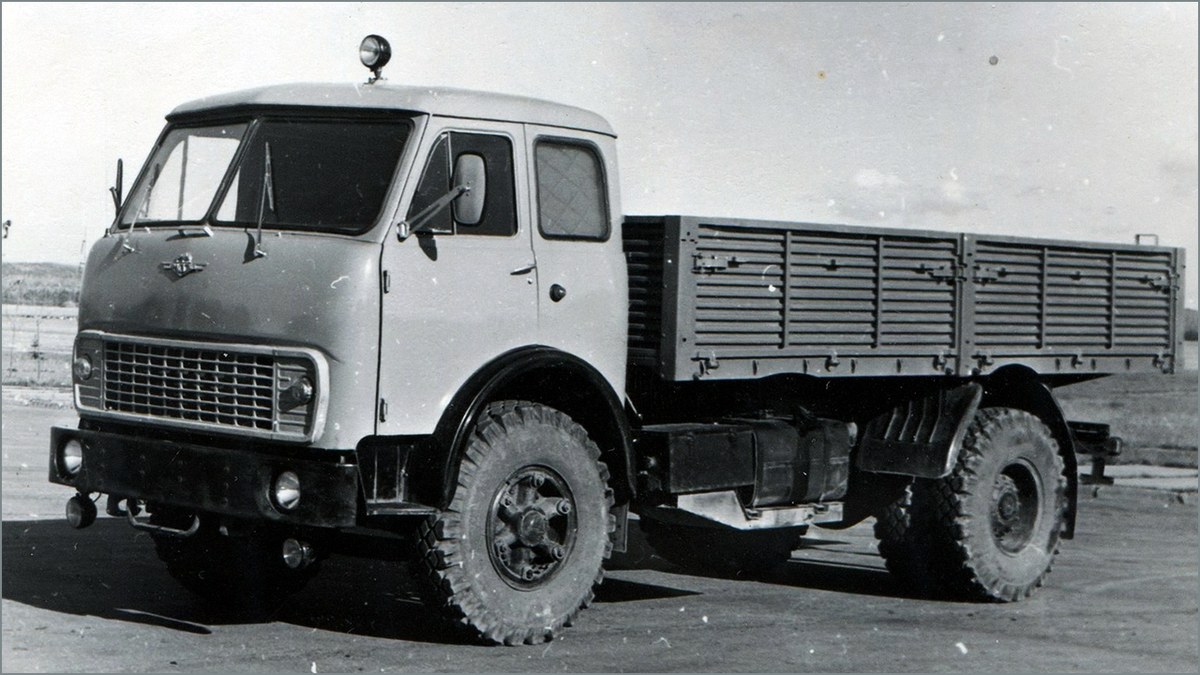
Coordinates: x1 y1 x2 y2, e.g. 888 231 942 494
103 341 275 431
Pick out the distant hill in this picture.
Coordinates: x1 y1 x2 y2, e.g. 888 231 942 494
2 262 82 306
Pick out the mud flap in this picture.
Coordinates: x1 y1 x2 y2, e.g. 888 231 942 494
856 383 983 479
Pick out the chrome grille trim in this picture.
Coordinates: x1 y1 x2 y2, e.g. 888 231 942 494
74 330 328 443
104 342 276 430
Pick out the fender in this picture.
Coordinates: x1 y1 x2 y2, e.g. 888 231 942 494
411 346 635 510
981 367 1079 539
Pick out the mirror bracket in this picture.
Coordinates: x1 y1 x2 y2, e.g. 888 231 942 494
397 184 470 241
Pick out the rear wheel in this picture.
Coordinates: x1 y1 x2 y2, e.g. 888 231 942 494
151 510 319 616
873 481 936 587
639 518 806 576
416 401 615 645
897 407 1067 601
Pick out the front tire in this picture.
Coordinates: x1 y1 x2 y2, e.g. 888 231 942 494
416 401 615 645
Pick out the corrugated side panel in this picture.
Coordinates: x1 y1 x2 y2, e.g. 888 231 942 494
692 226 788 348
627 216 1181 381
974 240 1175 354
623 219 667 367
686 221 961 379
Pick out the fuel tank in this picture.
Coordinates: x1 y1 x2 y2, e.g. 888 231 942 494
78 227 382 450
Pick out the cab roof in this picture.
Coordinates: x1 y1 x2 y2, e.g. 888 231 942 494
168 82 615 137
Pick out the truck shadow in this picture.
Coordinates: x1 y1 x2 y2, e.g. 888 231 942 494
615 527 931 601
1 517 700 644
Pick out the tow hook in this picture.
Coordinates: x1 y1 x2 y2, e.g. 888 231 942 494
110 496 201 538
106 494 138 517
65 492 97 529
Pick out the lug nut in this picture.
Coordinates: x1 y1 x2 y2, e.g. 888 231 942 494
529 473 545 488
551 544 565 560
556 500 572 515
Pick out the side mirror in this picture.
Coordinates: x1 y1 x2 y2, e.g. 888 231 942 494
109 158 124 216
452 154 486 226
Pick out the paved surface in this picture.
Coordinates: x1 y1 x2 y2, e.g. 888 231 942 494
4 400 1197 672
1079 464 1198 498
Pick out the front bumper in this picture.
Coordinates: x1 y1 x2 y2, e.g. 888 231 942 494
49 426 358 528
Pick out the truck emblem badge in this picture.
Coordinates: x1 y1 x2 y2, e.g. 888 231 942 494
163 253 206 278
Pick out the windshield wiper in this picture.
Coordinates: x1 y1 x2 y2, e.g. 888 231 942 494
253 142 275 258
119 162 161 255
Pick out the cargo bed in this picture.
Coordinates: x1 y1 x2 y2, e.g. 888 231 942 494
623 216 1185 381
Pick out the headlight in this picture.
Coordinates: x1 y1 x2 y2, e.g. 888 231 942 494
73 355 93 381
279 376 314 412
273 471 301 511
60 439 83 477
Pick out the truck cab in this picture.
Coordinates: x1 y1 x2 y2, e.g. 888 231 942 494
54 65 634 643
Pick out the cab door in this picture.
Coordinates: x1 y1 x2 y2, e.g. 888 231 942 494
378 119 537 435
524 126 627 394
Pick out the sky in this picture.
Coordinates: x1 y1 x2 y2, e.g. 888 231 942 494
2 2 1197 307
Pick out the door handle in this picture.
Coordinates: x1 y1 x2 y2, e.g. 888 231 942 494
510 263 537 275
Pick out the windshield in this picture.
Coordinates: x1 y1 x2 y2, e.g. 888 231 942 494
121 123 246 226
119 117 410 234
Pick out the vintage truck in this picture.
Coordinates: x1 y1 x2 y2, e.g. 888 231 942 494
50 36 1186 645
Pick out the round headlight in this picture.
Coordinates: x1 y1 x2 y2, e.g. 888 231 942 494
273 471 301 511
61 439 83 477
295 377 314 404
73 355 93 381
359 34 392 71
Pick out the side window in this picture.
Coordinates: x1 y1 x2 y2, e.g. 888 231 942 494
406 132 516 236
535 140 609 240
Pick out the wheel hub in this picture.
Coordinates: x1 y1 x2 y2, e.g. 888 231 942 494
990 463 1041 554
996 485 1021 522
518 510 549 546
488 466 576 588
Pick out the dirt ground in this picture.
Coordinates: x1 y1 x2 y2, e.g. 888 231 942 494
3 402 1197 673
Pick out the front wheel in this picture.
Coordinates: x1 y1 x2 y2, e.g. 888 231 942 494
416 401 615 645
920 407 1067 601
